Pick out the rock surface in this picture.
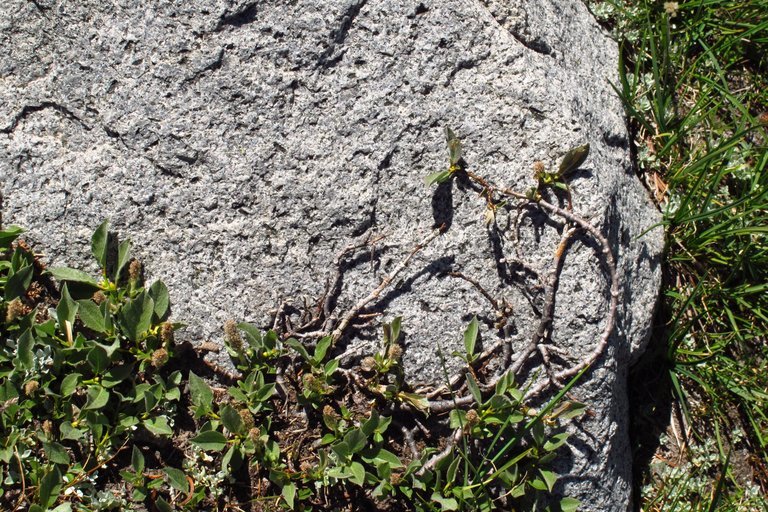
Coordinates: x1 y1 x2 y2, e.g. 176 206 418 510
1 0 663 509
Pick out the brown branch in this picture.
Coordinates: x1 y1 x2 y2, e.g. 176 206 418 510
425 164 620 407
506 227 577 378
447 271 499 310
419 428 462 474
13 448 26 512
514 199 620 399
330 227 443 344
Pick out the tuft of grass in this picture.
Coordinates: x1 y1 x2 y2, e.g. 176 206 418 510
588 0 768 507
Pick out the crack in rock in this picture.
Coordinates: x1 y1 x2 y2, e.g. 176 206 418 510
1 102 91 134
317 0 368 69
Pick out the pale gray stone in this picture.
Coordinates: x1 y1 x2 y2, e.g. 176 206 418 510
1 0 663 509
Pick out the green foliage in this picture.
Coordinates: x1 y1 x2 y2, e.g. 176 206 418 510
534 144 591 192
587 0 768 507
425 127 465 185
0 221 181 510
1 176 588 509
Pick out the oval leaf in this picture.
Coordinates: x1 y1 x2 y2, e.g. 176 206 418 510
47 267 99 287
463 316 479 356
83 385 110 410
149 280 170 321
77 299 107 333
220 405 244 435
91 220 109 270
114 239 132 283
60 373 81 396
87 346 110 374
164 467 189 494
120 292 154 342
5 264 33 300
558 143 590 177
190 430 227 451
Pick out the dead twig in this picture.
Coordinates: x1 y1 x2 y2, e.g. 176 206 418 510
330 227 443 344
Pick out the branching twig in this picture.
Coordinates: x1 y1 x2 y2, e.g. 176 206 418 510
322 234 385 331
426 226 579 412
425 162 619 407
419 428 462 475
468 171 620 392
506 227 577 379
330 227 443 344
447 271 500 310
512 198 620 399
13 448 26 512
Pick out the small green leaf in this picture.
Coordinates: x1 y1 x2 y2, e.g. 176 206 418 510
56 283 79 330
390 316 402 341
349 461 366 485
543 432 570 452
463 316 479 357
114 239 132 283
144 416 173 437
164 467 189 493
314 335 332 364
83 385 110 410
222 444 244 472
449 409 466 430
48 267 99 287
444 126 462 165
554 401 587 421
343 428 368 454
285 337 311 362
425 170 452 186
282 482 297 508
60 373 81 396
431 492 459 510
361 410 380 436
324 358 339 376
102 364 134 388
446 455 460 483
91 220 109 270
87 346 110 374
15 329 35 370
332 441 351 459
190 430 227 451
538 469 558 492
0 225 24 250
560 497 581 512
5 264 33 300
60 423 86 441
558 143 590 177
188 371 213 412
38 466 63 508
149 280 170 321
466 372 483 405
237 322 263 348
131 446 145 474
77 299 107 333
42 441 70 465
371 449 403 468
154 496 173 512
397 391 430 412
221 405 244 435
11 245 33 270
120 292 154 342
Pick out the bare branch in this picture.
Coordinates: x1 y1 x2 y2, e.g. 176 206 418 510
330 227 443 343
